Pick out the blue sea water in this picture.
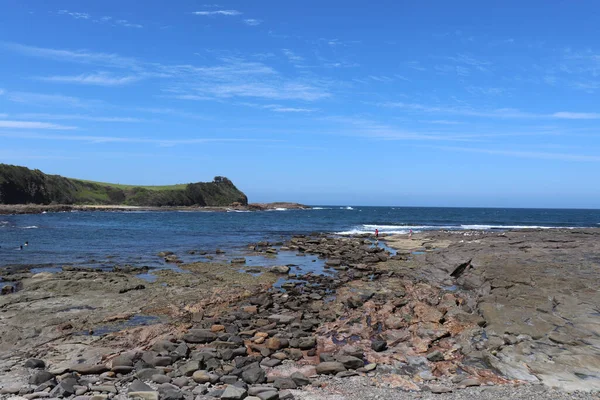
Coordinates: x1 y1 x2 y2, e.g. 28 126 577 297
1 206 599 268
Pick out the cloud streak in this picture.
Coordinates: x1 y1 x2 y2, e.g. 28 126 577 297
193 10 242 16
36 72 141 86
379 102 600 120
0 120 76 130
438 146 600 162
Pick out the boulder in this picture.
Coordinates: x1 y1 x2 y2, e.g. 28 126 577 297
221 385 247 400
315 362 346 375
271 266 290 274
242 367 266 384
183 329 217 343
24 359 45 369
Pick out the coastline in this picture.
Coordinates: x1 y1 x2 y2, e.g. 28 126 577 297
0 229 598 398
0 202 309 215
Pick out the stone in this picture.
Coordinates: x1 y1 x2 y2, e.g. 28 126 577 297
315 362 346 375
152 340 177 353
265 338 282 350
152 374 171 384
257 391 278 400
336 355 363 370
70 364 109 375
180 360 202 376
231 258 247 264
183 329 217 343
28 371 55 385
290 372 310 386
426 350 444 362
192 385 208 395
273 377 297 389
49 378 77 397
0 386 21 394
129 392 159 400
90 384 117 393
24 392 51 399
385 316 404 329
268 314 296 324
136 368 161 380
112 366 134 374
24 359 46 369
459 378 481 387
158 383 183 400
192 370 211 384
221 385 247 400
271 266 290 274
428 385 452 393
172 377 188 388
129 380 154 393
260 358 282 368
371 340 387 352
279 390 294 400
242 367 266 384
298 337 317 350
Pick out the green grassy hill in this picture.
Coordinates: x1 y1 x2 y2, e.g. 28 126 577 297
0 164 248 207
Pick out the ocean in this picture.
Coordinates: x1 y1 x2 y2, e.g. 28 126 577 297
1 206 599 269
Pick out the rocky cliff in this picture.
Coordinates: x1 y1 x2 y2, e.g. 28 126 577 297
0 164 248 207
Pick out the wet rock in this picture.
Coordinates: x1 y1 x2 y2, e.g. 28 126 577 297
242 367 267 384
274 377 297 390
231 258 247 264
315 362 346 375
221 385 247 400
271 266 290 274
24 359 45 369
28 371 55 385
371 340 387 352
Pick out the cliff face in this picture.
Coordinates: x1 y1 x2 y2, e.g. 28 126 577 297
0 164 248 207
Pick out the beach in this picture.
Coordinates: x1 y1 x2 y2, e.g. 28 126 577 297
1 227 599 399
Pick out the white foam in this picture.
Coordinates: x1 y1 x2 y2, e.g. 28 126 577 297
460 224 569 230
275 208 287 211
335 229 410 235
311 207 331 210
226 209 251 213
340 206 354 210
21 226 39 229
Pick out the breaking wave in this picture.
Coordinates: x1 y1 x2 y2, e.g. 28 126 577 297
335 223 574 235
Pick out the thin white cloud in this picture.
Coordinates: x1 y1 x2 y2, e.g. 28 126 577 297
245 103 316 113
551 112 600 120
193 10 242 16
5 91 102 108
134 107 209 120
438 146 600 162
193 82 330 101
114 20 143 28
58 10 90 19
379 102 600 120
282 49 304 63
14 113 144 123
0 131 278 146
0 120 76 130
244 19 262 26
37 73 141 86
2 42 141 70
0 88 5 95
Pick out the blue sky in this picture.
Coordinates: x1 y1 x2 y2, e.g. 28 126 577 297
1 0 599 208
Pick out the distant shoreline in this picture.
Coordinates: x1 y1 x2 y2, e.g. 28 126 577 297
0 202 309 215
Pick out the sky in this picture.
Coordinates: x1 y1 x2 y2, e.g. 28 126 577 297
1 1 599 208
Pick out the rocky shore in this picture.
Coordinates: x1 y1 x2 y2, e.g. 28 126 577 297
0 229 599 399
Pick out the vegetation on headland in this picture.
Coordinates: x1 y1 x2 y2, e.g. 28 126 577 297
0 164 248 207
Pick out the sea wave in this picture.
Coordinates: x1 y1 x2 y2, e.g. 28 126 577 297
21 226 39 229
340 206 354 210
311 207 331 210
226 209 251 213
335 223 574 235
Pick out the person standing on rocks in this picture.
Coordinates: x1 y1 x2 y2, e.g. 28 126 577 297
408 229 413 239
375 229 379 238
